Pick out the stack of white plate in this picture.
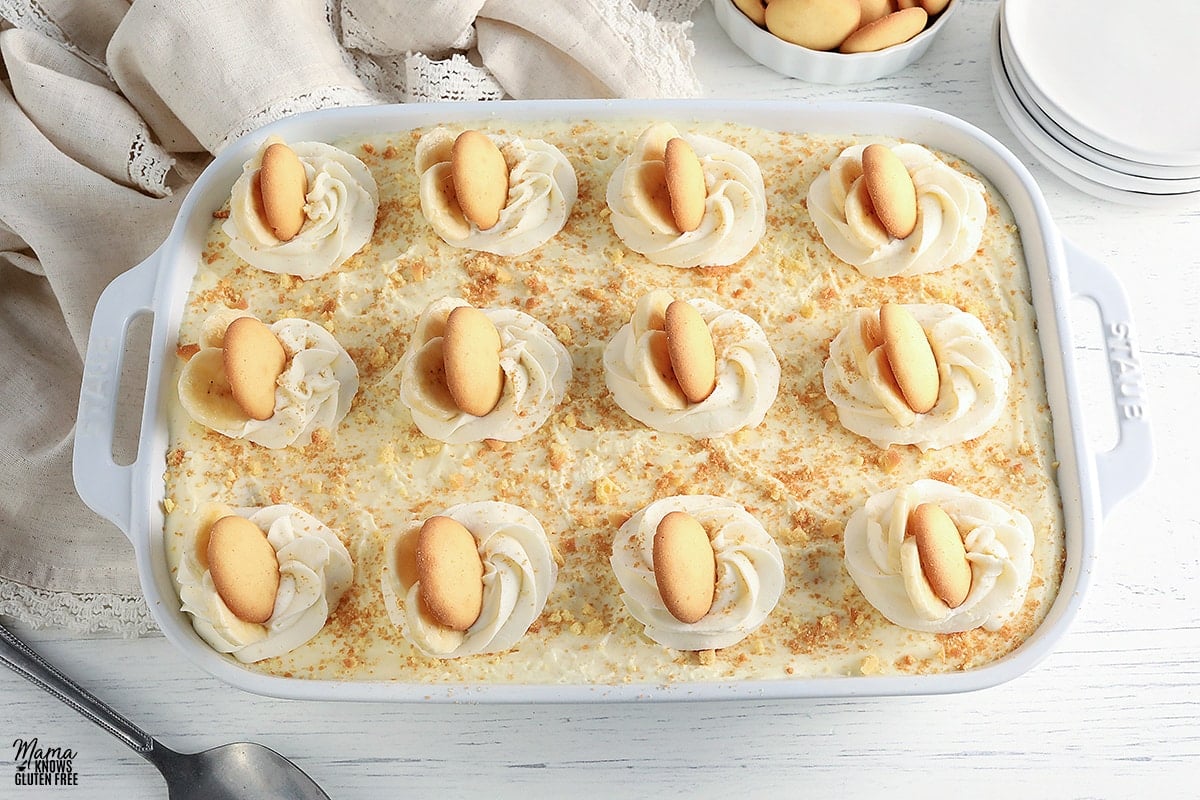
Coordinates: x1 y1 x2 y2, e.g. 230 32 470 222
991 0 1200 207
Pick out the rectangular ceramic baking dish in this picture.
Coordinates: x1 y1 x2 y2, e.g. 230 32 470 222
73 100 1152 702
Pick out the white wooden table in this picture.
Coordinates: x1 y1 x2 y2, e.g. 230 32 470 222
3 2 1197 797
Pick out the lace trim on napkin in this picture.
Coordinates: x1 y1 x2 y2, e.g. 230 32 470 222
214 84 384 152
128 130 175 198
328 0 504 103
1 1 175 199
346 47 506 103
403 52 505 103
0 579 157 638
604 0 701 97
0 0 106 72
337 0 477 56
641 0 706 24
329 0 699 102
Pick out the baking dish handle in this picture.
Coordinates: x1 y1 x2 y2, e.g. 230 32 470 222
73 251 161 537
1063 238 1154 519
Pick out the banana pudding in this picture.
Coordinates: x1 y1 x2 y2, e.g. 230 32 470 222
163 118 1063 686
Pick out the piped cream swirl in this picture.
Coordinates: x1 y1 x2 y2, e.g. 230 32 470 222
823 303 1011 450
415 127 577 256
604 289 779 438
606 122 766 268
395 297 572 444
177 503 354 663
177 309 359 449
844 480 1034 633
611 495 784 651
223 137 378 278
381 501 558 658
808 142 987 277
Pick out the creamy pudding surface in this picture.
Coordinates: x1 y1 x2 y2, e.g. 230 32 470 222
162 118 1064 686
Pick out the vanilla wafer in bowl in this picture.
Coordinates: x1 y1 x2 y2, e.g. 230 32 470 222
714 0 959 84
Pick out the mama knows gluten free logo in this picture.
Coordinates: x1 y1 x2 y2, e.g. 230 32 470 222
12 738 79 787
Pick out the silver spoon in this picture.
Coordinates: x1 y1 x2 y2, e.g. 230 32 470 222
0 621 331 799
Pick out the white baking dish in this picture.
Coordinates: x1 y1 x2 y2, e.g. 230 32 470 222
73 100 1152 702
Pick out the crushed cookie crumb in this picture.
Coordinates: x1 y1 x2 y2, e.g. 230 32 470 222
859 655 882 675
593 476 620 504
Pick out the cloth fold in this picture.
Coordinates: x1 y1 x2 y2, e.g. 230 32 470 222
107 0 385 153
2 28 174 197
477 0 700 99
0 0 703 635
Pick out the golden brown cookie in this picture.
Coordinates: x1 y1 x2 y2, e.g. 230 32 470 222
861 144 918 239
839 7 928 53
665 300 717 404
222 316 287 421
443 305 505 417
879 303 939 414
207 515 280 624
653 511 717 624
908 502 971 607
258 142 308 241
732 0 768 26
416 515 484 631
919 0 951 14
764 0 861 51
664 137 707 233
451 130 509 230
859 0 897 25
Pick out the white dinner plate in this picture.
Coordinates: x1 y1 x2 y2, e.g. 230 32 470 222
990 23 1200 209
997 14 1200 183
1002 0 1200 169
995 28 1200 194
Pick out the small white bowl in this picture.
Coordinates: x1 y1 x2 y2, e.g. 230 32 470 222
711 0 960 85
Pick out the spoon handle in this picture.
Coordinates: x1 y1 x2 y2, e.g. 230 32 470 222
0 621 154 754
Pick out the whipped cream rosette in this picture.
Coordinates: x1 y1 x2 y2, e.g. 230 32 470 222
176 503 354 663
396 297 572 444
414 127 577 256
381 501 559 659
844 480 1035 633
808 142 987 277
222 137 378 278
604 289 779 438
611 495 784 651
606 122 766 268
823 303 1011 450
177 308 359 449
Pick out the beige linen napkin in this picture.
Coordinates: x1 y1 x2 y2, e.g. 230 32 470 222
0 0 701 635
339 0 700 100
